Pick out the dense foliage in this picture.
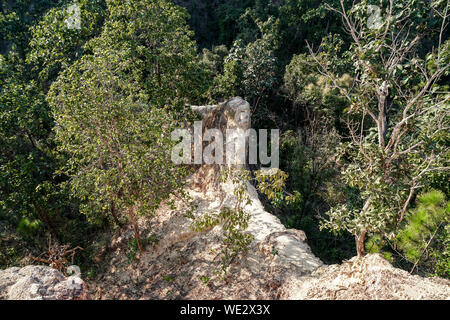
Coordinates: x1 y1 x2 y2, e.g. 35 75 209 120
1 0 448 278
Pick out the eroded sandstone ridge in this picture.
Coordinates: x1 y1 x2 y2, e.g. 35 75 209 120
190 97 323 272
84 97 322 299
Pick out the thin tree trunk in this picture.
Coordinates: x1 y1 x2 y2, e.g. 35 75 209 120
128 207 145 254
378 95 388 149
356 228 368 257
377 82 389 149
410 223 443 274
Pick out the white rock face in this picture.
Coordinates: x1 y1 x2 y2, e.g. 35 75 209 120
0 265 90 300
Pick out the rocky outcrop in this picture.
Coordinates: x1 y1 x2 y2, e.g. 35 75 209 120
0 265 90 300
281 253 450 300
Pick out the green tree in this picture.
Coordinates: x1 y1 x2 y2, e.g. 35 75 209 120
277 0 351 61
242 16 279 113
48 53 189 253
0 0 63 57
86 0 209 107
0 1 106 242
283 46 351 128
48 0 208 253
0 75 57 235
209 39 245 101
202 45 229 79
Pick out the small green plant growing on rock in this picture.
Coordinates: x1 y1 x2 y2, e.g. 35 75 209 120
190 168 253 274
199 275 210 284
162 275 175 283
189 167 292 275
